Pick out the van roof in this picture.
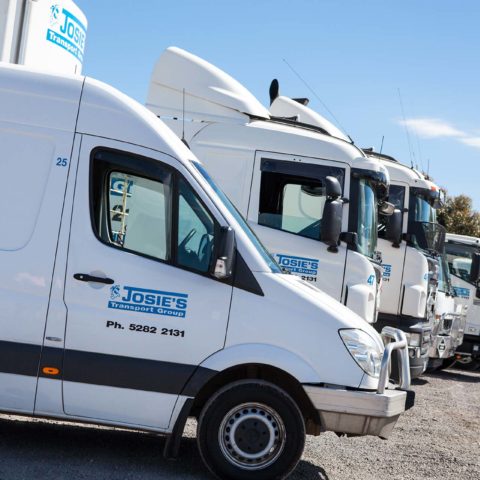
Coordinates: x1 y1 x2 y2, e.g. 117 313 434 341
0 62 192 163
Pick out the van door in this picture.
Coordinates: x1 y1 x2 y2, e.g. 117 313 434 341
62 137 232 429
248 151 348 301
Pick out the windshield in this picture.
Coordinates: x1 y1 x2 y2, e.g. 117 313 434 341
408 188 444 254
446 241 479 284
411 188 438 223
437 252 452 293
356 178 378 258
192 161 281 273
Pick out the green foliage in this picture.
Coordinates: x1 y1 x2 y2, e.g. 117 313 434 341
438 194 480 237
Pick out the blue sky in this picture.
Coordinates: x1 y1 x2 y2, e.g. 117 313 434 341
77 0 480 209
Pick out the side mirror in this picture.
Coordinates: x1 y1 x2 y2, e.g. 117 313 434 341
379 201 395 216
321 198 343 252
385 209 403 248
470 252 480 284
212 226 235 280
325 176 342 199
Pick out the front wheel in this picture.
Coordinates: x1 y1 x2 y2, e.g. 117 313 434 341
197 380 305 480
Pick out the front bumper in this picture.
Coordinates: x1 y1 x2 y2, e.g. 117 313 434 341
429 313 464 359
304 327 413 439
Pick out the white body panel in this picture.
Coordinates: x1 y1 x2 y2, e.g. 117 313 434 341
0 0 86 74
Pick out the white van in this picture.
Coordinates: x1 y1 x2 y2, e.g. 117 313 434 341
0 63 412 480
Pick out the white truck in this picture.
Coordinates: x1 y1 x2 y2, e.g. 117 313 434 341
0 0 86 74
146 47 392 326
427 246 466 370
446 233 480 370
0 63 412 479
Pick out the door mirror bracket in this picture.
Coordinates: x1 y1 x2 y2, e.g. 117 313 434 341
212 227 235 280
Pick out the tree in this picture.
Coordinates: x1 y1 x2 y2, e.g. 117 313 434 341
438 194 480 237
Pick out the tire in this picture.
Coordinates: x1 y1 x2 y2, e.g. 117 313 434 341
197 380 306 480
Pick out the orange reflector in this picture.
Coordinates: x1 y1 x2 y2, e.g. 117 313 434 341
42 367 60 375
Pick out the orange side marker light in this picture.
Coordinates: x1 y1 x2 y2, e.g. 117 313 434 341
42 367 60 375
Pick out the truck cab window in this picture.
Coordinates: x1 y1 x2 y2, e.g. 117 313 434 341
107 172 170 261
446 242 477 283
177 179 215 273
378 185 405 239
259 172 325 240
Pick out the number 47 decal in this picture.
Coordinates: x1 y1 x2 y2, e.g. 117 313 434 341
56 157 68 167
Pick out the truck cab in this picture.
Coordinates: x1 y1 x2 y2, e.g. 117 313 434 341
446 233 480 369
428 246 466 368
0 63 412 479
146 47 391 325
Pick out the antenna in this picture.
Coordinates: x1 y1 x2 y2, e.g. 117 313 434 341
380 135 384 153
181 88 189 149
398 88 415 169
282 58 350 138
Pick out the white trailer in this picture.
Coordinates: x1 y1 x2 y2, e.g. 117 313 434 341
146 47 392 326
0 62 412 479
0 0 86 74
446 233 480 369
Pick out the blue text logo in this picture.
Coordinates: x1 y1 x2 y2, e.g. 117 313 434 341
108 285 188 318
367 274 375 285
453 287 470 299
47 5 87 62
382 264 392 279
276 254 319 276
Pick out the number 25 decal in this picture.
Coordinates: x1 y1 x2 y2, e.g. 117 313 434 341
56 157 68 167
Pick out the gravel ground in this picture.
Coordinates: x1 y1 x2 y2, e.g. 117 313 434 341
0 368 479 480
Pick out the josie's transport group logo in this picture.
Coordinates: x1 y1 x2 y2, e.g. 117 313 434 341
275 254 319 276
109 285 188 318
47 3 87 63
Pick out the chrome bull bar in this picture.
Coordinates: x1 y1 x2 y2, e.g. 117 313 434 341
378 327 411 394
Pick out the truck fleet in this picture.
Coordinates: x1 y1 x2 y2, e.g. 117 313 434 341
0 2 478 479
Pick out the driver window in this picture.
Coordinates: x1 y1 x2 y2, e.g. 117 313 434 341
177 179 215 272
107 172 170 260
259 172 326 240
378 185 405 239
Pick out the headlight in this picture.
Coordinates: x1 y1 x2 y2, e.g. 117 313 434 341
339 329 383 378
405 332 422 347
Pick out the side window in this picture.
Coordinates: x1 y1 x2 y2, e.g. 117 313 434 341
378 185 405 239
259 159 344 241
91 150 217 276
177 179 215 272
107 172 170 260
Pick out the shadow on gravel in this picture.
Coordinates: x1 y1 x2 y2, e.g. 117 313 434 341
0 417 330 480
427 368 480 383
0 417 208 480
411 377 429 386
292 461 330 479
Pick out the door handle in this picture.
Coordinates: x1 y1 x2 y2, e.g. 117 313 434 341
73 273 115 285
